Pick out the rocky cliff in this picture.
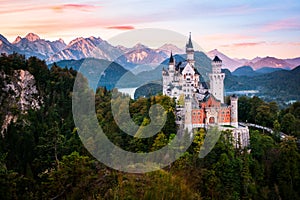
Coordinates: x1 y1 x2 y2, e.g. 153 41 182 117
0 69 42 136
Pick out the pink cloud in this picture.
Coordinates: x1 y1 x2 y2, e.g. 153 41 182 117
106 26 135 30
232 42 266 47
288 42 300 46
204 34 256 41
0 5 47 14
263 18 300 32
221 42 266 48
5 17 137 37
0 3 99 14
51 4 99 12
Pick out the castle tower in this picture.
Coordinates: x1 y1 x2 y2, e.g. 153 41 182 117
230 95 238 128
186 32 195 65
168 51 175 74
184 98 193 133
209 56 225 103
162 67 168 96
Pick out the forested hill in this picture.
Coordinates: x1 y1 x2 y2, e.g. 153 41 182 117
49 58 140 89
224 65 300 103
0 53 300 199
253 65 300 100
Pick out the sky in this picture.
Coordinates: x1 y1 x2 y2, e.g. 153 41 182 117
1 0 300 59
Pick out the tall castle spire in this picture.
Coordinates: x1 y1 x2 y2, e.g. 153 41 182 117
169 51 174 64
168 51 175 73
186 32 194 64
186 32 193 49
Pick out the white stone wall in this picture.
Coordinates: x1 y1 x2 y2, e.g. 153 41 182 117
232 127 250 149
184 100 193 133
230 96 238 128
209 60 225 103
209 73 225 103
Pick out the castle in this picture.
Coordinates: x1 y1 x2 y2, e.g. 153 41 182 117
162 33 249 148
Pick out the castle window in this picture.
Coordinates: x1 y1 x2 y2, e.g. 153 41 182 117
209 117 215 124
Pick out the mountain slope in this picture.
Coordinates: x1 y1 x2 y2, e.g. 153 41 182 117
0 34 19 54
256 67 284 74
225 66 300 102
232 66 257 77
284 57 300 67
251 56 293 70
47 37 122 63
156 44 184 55
52 58 141 89
207 49 242 71
115 43 168 70
12 33 66 60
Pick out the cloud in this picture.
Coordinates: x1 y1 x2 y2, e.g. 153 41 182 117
106 26 135 30
204 34 256 41
0 5 46 14
288 42 300 46
0 3 99 14
221 42 266 48
51 4 99 12
263 18 300 32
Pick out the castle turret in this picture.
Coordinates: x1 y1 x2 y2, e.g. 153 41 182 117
184 97 193 133
186 32 195 65
168 51 175 72
230 95 238 128
209 56 225 103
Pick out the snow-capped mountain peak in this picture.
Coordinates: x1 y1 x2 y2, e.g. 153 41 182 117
156 43 184 55
132 43 148 50
68 37 85 47
12 36 22 44
0 33 299 71
57 38 65 44
88 36 102 42
25 33 40 42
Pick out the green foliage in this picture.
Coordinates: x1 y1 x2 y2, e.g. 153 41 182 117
106 170 201 200
43 151 100 199
134 82 163 99
238 96 300 138
1 54 300 199
226 65 300 104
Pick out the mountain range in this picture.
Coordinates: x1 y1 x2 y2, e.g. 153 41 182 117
1 33 299 72
207 49 299 71
2 33 66 60
0 33 182 72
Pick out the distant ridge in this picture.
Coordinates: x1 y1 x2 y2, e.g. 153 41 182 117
207 49 299 71
0 33 299 72
232 66 285 77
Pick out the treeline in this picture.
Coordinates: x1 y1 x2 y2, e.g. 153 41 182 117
0 54 299 199
238 96 300 138
224 65 300 105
